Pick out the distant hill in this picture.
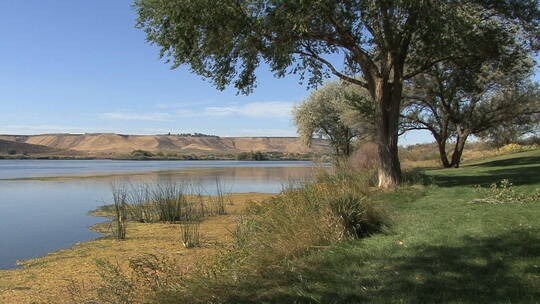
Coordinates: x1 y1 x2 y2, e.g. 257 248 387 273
0 139 60 155
0 134 329 156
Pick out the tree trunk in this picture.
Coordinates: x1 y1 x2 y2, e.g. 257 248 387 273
434 135 451 168
450 130 469 168
374 80 402 189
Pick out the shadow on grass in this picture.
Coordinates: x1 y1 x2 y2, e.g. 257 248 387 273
221 229 540 304
433 165 540 187
425 153 540 187
467 156 540 168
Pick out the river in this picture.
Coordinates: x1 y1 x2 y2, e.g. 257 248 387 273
0 160 319 269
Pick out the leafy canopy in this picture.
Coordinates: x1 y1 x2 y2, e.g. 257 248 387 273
135 0 540 95
293 81 373 156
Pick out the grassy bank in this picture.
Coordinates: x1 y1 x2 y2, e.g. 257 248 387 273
207 149 540 303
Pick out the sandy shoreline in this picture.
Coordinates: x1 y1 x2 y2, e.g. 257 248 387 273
0 192 274 303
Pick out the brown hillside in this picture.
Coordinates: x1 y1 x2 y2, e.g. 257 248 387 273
0 139 59 154
0 134 329 155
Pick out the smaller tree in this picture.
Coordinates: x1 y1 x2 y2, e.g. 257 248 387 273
402 61 540 168
293 81 373 157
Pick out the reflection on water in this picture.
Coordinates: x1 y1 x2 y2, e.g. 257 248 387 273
0 162 319 269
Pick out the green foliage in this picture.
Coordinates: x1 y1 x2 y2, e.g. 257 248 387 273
328 192 389 238
134 0 539 94
236 151 268 161
135 0 539 187
7 149 16 155
402 60 540 168
130 149 154 159
293 81 373 157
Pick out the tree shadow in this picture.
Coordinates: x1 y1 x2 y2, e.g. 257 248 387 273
222 229 540 303
467 156 540 168
432 165 540 187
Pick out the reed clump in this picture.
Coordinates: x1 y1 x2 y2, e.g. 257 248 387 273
111 184 129 240
106 179 232 245
180 221 202 248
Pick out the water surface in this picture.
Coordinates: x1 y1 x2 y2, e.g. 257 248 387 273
0 160 318 269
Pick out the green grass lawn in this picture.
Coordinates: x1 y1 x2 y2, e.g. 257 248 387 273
222 150 540 303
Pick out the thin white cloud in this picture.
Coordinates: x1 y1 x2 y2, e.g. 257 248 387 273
225 128 298 137
165 101 295 119
0 125 174 135
108 101 294 120
0 125 109 135
204 101 294 118
101 112 173 121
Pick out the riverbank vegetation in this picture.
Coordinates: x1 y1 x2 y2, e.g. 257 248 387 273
97 149 540 304
1 148 540 303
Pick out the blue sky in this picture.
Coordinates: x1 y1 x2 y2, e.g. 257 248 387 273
0 1 538 145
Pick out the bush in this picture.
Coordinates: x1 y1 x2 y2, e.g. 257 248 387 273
329 192 388 238
498 143 539 154
236 151 269 161
130 149 154 159
347 142 379 170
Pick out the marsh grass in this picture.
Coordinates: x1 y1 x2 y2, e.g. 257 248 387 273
95 259 134 304
105 179 231 227
180 221 202 248
152 182 192 222
111 184 129 240
210 177 231 215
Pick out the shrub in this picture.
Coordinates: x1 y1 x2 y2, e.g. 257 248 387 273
328 192 388 238
498 143 539 154
152 182 190 222
348 142 379 170
130 149 154 159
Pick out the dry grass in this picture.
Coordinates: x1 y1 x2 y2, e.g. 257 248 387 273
0 193 274 304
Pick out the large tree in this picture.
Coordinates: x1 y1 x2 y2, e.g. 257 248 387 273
135 0 540 188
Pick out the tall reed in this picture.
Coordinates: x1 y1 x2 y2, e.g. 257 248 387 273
151 182 191 222
180 221 202 248
111 184 129 240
